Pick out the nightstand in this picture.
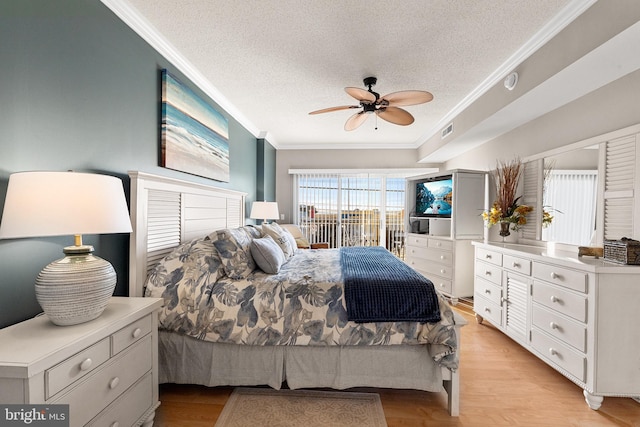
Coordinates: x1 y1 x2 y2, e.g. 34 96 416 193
0 297 163 426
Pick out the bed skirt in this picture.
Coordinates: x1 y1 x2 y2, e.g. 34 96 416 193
158 330 445 393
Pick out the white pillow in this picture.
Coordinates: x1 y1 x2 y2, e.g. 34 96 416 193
250 235 285 274
261 222 295 259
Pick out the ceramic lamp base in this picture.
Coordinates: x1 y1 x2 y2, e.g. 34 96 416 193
35 245 116 326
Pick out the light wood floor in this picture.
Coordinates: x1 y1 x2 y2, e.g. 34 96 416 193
155 307 639 426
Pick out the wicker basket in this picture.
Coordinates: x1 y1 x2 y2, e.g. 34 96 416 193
603 239 640 265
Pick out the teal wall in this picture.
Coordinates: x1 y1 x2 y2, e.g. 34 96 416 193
0 0 267 328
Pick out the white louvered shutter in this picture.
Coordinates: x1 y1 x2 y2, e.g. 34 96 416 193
603 134 637 240
521 159 543 240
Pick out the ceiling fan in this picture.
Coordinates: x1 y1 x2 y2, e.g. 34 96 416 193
309 77 433 131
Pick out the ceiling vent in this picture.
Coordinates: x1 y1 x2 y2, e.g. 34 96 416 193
441 122 454 139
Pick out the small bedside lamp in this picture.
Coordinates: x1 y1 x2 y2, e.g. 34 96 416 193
250 201 280 224
0 171 132 326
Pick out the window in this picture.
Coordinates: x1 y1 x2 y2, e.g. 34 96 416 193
292 172 406 257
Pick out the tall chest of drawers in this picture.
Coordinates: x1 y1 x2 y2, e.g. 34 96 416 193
405 233 475 303
472 241 640 410
0 297 163 426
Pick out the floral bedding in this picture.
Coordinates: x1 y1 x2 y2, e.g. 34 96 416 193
144 226 459 369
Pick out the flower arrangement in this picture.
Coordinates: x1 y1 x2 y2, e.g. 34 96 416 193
482 157 533 236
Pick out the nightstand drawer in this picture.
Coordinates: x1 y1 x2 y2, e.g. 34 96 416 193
111 314 152 355
532 303 586 352
531 328 585 382
87 373 153 427
533 281 587 322
475 260 502 285
54 335 152 426
46 338 110 399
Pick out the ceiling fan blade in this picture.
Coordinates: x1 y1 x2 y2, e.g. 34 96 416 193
380 90 433 107
377 107 415 126
344 112 369 131
345 87 376 103
309 105 359 115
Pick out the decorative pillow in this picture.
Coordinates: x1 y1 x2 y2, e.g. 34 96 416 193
261 222 295 259
211 228 256 279
281 228 298 255
250 235 285 274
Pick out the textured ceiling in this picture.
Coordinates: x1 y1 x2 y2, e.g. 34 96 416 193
115 0 580 154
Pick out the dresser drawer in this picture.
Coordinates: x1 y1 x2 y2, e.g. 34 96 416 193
54 335 153 426
503 254 531 276
533 262 587 293
475 277 502 306
46 338 110 399
428 238 453 251
419 262 453 280
532 281 587 322
474 295 502 327
111 314 152 355
87 373 153 427
431 277 453 295
530 328 585 382
532 303 586 352
406 234 428 247
475 247 503 266
475 260 502 285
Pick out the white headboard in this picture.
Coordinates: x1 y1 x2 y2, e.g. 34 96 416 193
128 171 246 297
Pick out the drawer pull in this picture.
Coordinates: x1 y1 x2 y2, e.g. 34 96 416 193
132 327 142 338
512 262 520 268
484 307 491 313
109 377 120 390
549 322 558 330
438 283 445 288
80 358 92 371
110 423 120 427
485 254 492 259
485 289 491 294
549 348 557 356
550 272 559 280
440 255 445 260
436 242 442 247
550 295 559 303
484 271 492 276
440 269 446 274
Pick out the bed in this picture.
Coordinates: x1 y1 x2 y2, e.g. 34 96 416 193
128 171 466 416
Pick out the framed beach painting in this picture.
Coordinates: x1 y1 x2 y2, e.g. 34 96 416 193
161 70 230 182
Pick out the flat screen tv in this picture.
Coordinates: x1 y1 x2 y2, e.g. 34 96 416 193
415 175 453 217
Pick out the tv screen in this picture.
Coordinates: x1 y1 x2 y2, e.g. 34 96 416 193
416 176 453 217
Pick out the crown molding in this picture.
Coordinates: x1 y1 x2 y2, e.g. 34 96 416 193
100 0 263 140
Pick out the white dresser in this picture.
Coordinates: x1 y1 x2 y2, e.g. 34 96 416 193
0 297 163 426
405 233 475 303
472 241 640 409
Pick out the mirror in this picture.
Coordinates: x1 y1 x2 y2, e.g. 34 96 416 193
541 144 601 246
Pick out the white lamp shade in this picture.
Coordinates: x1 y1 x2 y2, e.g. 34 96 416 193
249 201 280 220
0 171 132 239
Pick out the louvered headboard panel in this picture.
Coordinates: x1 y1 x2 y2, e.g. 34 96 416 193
128 171 246 297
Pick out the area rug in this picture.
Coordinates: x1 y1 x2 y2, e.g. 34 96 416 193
215 388 388 427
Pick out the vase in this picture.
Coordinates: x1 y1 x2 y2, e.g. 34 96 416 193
499 222 511 237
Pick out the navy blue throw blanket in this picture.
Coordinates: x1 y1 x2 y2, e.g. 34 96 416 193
340 246 441 323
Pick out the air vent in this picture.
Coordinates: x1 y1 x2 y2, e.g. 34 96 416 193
442 122 454 139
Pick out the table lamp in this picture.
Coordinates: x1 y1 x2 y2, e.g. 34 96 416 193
0 171 132 326
249 201 280 224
